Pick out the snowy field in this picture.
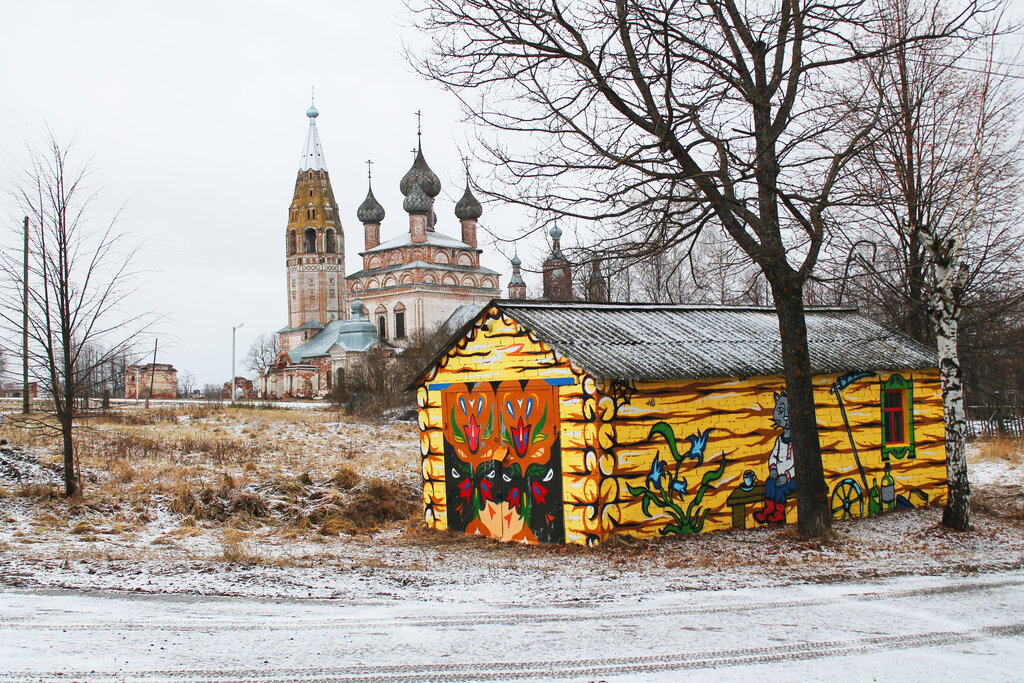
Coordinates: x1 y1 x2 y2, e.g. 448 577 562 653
0 405 1022 679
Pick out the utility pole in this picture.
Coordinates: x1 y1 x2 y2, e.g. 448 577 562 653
22 217 30 415
146 339 157 409
231 323 244 403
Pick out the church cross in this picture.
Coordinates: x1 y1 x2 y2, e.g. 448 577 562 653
365 159 373 180
415 110 422 137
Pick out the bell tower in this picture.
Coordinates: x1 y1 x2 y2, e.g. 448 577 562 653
282 103 346 351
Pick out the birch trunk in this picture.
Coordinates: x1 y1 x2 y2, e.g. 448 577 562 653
928 246 970 530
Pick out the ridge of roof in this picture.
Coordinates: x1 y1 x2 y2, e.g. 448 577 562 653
409 299 937 388
496 300 858 314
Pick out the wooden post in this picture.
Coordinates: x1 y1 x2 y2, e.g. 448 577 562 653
22 216 30 415
146 339 158 409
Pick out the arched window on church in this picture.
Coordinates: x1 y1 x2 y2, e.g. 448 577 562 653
325 229 337 254
304 228 317 254
394 302 406 339
376 304 388 339
288 230 297 256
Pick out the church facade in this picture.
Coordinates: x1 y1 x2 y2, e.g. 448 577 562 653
261 105 500 399
346 141 501 345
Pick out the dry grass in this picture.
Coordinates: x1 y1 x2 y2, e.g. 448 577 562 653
0 403 420 546
975 436 1024 466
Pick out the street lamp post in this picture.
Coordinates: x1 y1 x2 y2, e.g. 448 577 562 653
231 322 244 403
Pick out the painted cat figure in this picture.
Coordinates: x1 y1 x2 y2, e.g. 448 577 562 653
754 390 796 524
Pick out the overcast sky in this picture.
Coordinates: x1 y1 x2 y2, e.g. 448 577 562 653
3 2 1023 387
0 0 543 386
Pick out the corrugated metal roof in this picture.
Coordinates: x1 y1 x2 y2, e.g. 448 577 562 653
288 317 381 362
497 302 936 380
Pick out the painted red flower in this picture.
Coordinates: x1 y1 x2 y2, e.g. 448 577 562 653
458 478 473 502
531 481 548 504
465 413 481 453
479 477 494 502
511 418 531 457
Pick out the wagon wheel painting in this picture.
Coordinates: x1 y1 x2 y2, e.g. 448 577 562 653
831 478 864 520
829 371 876 518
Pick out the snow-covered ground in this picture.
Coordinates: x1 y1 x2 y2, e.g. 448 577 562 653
0 407 1022 679
1 571 1022 680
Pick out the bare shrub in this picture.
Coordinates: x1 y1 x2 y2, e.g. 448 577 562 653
342 478 417 528
331 466 361 490
220 528 258 564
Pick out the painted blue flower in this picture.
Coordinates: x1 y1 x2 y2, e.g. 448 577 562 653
671 478 689 499
684 428 713 466
647 456 666 489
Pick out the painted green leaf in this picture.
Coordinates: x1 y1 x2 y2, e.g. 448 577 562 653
649 422 683 463
449 405 466 445
482 407 494 440
531 404 549 444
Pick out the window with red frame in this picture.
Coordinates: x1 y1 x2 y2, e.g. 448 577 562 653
883 389 905 444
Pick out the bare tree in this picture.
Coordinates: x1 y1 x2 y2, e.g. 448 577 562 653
1 131 149 497
410 0 988 537
244 333 280 379
178 370 197 399
836 0 1022 529
201 383 223 401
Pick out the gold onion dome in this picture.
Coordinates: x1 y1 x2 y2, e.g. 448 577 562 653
454 182 483 220
403 181 433 214
400 147 441 198
356 185 386 223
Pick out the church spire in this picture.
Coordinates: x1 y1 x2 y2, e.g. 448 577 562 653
508 249 527 300
299 101 327 171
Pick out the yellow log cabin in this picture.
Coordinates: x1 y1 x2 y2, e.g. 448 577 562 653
413 301 946 545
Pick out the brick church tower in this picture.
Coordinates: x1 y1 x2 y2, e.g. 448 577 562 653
280 103 347 352
542 225 574 301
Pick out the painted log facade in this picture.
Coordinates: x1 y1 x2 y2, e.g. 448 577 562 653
417 304 947 545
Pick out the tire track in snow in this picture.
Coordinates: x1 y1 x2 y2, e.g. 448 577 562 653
1 574 1020 632
1 622 1022 681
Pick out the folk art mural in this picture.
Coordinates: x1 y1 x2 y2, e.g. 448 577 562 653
417 306 947 545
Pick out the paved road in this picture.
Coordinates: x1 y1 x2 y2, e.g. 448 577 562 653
1 572 1023 681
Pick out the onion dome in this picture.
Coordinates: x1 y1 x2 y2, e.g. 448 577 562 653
455 182 483 220
399 147 441 198
511 253 521 268
351 296 365 317
306 103 319 118
550 225 563 240
403 181 433 214
356 185 386 224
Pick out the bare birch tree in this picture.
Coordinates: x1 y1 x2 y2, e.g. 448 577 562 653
1 131 149 497
837 0 1022 529
410 0 990 537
